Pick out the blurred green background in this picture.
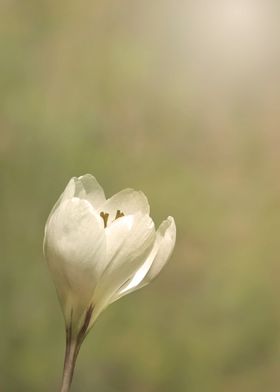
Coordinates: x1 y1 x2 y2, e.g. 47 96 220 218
1 1 280 391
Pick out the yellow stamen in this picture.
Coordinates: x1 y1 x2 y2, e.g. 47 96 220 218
100 211 109 228
115 210 125 220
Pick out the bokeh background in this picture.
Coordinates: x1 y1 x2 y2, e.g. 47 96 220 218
1 0 280 391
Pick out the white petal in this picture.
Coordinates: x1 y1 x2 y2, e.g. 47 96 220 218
111 216 176 302
44 197 106 323
144 216 176 282
90 213 155 322
99 188 150 224
45 178 76 227
116 235 160 295
75 174 106 209
45 175 104 228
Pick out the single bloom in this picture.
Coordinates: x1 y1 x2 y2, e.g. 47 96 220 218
43 174 176 336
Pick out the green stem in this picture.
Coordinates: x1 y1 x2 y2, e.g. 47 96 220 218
59 305 94 392
60 337 81 392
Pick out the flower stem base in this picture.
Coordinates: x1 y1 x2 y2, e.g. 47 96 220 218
60 305 94 392
60 339 80 392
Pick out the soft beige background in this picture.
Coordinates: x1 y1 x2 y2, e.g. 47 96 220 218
1 1 280 391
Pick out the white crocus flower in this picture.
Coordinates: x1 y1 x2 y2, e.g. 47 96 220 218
43 174 176 392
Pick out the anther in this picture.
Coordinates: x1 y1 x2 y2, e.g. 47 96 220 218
115 210 125 220
100 211 109 227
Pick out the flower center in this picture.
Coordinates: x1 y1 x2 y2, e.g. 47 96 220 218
100 210 125 228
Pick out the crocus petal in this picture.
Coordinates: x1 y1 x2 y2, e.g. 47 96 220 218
144 216 176 282
44 197 106 325
99 188 150 225
46 174 105 226
74 174 106 209
111 216 176 302
60 178 77 201
90 213 156 323
45 178 76 227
